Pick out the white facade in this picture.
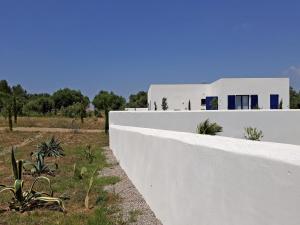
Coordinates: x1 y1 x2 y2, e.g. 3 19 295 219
148 78 290 110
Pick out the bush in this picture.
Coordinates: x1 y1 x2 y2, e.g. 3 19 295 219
196 119 223 135
23 96 54 116
60 103 82 118
161 97 168 111
244 127 263 141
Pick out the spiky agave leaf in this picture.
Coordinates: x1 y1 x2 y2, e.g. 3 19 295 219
2 150 65 212
29 176 54 197
85 175 94 209
85 168 98 209
37 136 64 158
11 148 18 179
0 186 15 195
14 179 24 202
73 163 77 177
33 196 65 212
24 152 58 176
80 167 88 179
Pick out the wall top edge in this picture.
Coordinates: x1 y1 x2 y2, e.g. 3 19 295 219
110 124 300 166
111 109 300 113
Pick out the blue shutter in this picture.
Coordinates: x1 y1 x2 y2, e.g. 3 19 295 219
251 95 258 109
270 94 279 109
206 96 218 110
228 95 235 110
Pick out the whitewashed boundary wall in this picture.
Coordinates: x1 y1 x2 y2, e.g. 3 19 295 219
110 110 300 145
110 125 300 225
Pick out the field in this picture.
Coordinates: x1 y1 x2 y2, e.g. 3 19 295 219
0 116 105 130
0 128 126 225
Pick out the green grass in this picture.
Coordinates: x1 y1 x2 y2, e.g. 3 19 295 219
0 131 127 225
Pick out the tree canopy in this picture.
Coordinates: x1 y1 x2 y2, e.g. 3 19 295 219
52 88 89 110
23 96 54 115
92 91 125 111
126 91 148 108
0 80 12 94
290 87 300 109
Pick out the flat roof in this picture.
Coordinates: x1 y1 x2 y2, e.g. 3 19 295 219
149 77 289 87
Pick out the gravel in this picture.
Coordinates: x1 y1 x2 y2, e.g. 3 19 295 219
99 147 163 225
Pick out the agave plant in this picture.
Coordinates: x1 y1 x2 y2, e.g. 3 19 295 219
83 145 96 163
85 168 98 209
23 151 58 176
73 163 87 180
36 136 65 158
196 119 223 135
0 148 64 212
244 127 263 141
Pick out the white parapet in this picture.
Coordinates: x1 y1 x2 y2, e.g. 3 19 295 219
110 110 300 145
110 124 300 225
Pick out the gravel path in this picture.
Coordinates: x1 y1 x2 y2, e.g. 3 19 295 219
0 127 103 133
99 147 163 225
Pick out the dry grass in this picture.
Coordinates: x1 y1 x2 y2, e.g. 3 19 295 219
0 131 127 225
0 116 104 130
0 131 38 148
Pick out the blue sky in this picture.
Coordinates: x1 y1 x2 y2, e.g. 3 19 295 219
1 0 300 99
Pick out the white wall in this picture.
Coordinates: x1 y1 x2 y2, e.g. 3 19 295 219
125 108 148 111
211 78 290 110
110 110 300 145
148 78 289 110
148 84 209 110
110 125 300 225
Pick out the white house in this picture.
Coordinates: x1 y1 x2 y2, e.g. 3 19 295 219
148 78 290 110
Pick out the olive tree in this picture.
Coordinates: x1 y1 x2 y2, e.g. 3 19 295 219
92 91 125 133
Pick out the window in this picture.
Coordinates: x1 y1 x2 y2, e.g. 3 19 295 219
251 95 258 109
206 96 218 110
228 95 258 110
228 95 235 110
201 99 206 106
270 94 279 109
235 95 249 109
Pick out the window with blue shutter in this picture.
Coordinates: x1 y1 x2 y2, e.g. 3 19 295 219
251 95 258 109
270 94 279 109
206 96 218 110
228 95 235 110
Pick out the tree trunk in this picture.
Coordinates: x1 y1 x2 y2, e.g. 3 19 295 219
13 96 17 124
105 109 109 134
8 108 13 131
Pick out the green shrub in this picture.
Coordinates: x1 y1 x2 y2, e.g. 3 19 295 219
161 97 168 111
60 102 86 118
83 145 96 163
196 119 223 135
244 127 263 141
23 96 54 116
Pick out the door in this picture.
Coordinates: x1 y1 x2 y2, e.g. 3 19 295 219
270 94 279 109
